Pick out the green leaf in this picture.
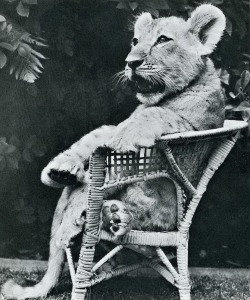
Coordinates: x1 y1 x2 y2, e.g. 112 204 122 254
0 15 6 23
229 92 236 99
0 50 7 69
241 70 250 90
225 104 234 110
0 42 14 52
129 1 138 10
0 21 7 31
6 24 12 33
6 144 17 154
18 44 32 59
241 110 250 122
233 101 250 111
235 78 242 93
217 69 230 85
243 54 250 60
117 2 130 10
225 18 232 36
0 141 8 154
23 148 33 162
16 1 30 17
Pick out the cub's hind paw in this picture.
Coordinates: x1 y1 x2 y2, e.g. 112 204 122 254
102 200 133 236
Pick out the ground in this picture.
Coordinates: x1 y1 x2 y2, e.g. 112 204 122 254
1 269 250 300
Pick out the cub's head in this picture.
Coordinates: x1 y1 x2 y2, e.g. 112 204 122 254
123 4 226 105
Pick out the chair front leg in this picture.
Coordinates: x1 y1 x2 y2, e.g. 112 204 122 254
176 233 191 300
72 150 107 300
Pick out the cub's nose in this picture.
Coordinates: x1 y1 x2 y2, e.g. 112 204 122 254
127 60 144 70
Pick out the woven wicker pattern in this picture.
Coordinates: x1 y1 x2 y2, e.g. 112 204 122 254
69 120 247 300
103 141 214 189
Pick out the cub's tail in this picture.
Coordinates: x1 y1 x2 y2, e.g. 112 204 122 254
1 240 65 299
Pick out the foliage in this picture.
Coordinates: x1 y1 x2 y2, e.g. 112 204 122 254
2 0 38 17
0 12 46 82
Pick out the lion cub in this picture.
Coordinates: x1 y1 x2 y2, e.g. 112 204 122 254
2 4 225 299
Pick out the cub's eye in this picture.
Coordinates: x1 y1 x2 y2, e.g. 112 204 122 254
132 38 138 46
156 35 173 44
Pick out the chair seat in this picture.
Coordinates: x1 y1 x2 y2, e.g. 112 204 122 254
100 229 179 247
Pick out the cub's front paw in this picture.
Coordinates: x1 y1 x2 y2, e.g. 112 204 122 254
102 200 133 236
106 126 157 153
41 156 85 188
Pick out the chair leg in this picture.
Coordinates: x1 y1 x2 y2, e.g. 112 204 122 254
177 242 191 300
71 289 89 300
71 244 96 300
178 287 191 300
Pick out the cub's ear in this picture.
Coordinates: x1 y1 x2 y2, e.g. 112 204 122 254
187 4 226 55
134 12 153 33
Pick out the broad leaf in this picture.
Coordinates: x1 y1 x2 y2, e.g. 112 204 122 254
241 70 250 90
16 1 30 17
0 15 6 23
6 144 17 154
225 18 232 36
241 109 250 122
233 101 250 111
129 2 138 10
23 148 33 162
0 50 7 69
0 42 14 51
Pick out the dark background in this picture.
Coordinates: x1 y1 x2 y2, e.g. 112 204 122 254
0 0 249 268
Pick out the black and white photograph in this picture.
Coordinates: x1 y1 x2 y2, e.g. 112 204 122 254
0 0 249 299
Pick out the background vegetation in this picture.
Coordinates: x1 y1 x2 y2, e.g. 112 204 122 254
0 0 249 267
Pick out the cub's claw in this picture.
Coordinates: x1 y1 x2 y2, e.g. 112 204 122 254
49 169 77 186
102 200 133 236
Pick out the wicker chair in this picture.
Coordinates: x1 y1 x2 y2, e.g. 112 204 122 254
65 120 247 300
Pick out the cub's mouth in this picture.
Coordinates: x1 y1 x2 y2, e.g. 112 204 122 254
129 75 165 94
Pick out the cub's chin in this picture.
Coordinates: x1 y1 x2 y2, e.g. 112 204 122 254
129 75 167 105
136 91 166 105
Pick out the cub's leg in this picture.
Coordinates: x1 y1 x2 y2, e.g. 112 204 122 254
101 178 177 237
2 185 88 299
41 125 116 188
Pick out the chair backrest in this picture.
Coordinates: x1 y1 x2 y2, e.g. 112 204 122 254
103 120 247 189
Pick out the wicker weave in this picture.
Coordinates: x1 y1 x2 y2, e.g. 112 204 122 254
68 120 247 300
